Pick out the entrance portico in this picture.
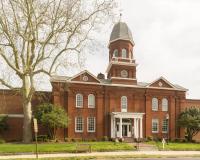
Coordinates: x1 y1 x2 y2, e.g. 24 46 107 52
110 112 145 138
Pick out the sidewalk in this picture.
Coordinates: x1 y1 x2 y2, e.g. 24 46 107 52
0 150 200 159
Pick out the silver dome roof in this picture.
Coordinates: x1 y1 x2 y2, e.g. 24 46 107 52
109 22 134 45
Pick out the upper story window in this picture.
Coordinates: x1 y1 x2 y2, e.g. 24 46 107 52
129 51 132 59
152 98 158 110
113 50 118 57
76 93 83 107
121 96 127 112
88 94 95 108
122 49 127 58
162 98 168 111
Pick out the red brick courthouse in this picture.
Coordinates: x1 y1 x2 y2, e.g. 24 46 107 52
1 20 200 141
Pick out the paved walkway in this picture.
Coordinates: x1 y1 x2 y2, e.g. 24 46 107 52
0 151 200 159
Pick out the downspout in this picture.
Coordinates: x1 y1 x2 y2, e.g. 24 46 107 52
175 90 177 138
103 86 106 136
64 83 67 139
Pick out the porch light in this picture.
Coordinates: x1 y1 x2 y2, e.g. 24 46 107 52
166 113 169 145
166 113 169 119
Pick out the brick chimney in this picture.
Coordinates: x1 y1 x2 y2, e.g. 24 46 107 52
97 73 105 79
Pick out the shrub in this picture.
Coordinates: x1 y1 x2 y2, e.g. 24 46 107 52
65 138 70 142
191 139 196 143
165 138 171 142
102 136 108 141
182 139 187 142
37 138 43 142
37 135 48 140
19 139 22 142
0 140 6 144
92 138 97 141
50 140 56 142
99 140 101 142
157 138 162 141
56 139 61 142
174 138 179 142
112 138 115 142
10 139 16 142
44 139 49 142
140 140 142 142
147 136 153 141
146 139 150 142
89 139 92 142
79 140 82 142
72 138 76 142
32 138 35 142
82 138 86 141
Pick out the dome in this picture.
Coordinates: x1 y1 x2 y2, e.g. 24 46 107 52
109 22 135 46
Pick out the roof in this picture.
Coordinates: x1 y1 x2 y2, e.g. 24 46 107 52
109 22 135 46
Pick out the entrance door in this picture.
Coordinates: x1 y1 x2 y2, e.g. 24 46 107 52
122 125 127 137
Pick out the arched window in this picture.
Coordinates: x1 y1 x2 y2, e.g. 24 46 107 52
162 98 168 111
152 98 158 110
121 96 127 112
88 94 95 108
122 49 127 58
113 50 118 57
129 51 132 59
76 93 83 107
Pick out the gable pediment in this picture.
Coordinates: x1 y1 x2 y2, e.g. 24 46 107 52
69 70 102 84
147 77 176 89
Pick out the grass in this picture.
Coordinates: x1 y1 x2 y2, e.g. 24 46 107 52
0 142 135 153
145 142 200 150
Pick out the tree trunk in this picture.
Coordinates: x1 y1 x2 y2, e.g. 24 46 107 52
22 100 32 142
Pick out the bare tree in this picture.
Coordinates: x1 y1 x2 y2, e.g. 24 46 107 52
0 0 116 142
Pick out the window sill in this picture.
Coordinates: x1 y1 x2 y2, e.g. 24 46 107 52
87 131 95 132
152 131 159 133
162 132 167 133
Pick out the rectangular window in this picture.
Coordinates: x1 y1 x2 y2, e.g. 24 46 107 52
75 117 83 132
152 119 158 133
87 117 95 132
162 119 168 133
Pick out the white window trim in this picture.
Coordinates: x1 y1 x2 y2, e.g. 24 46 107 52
162 98 168 111
152 119 159 133
87 117 95 132
162 119 168 133
88 94 95 108
152 98 158 111
121 96 127 112
76 93 83 107
113 49 118 57
75 117 83 132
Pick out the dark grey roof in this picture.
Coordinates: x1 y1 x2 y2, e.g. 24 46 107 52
109 22 134 44
99 79 111 84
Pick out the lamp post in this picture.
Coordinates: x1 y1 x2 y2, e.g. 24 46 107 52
113 111 117 145
166 113 169 145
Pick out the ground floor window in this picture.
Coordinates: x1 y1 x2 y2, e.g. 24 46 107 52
162 119 168 133
87 117 95 132
152 119 158 133
75 117 83 132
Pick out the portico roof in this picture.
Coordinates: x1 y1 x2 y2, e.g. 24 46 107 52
109 112 145 119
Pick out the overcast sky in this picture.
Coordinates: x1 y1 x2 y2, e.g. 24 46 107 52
83 0 200 99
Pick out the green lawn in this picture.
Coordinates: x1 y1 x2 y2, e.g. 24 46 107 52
0 142 135 153
145 142 200 150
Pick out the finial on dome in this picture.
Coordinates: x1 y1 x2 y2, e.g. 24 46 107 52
119 3 123 22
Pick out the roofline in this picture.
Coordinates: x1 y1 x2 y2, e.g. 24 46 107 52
107 38 135 48
50 79 188 92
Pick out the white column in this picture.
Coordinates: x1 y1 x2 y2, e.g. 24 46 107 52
111 115 113 138
136 118 139 138
140 118 143 138
119 118 122 138
134 118 136 138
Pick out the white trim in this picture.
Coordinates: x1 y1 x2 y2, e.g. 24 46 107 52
88 94 95 108
76 93 83 107
0 114 34 118
75 117 83 132
111 77 137 81
108 38 135 48
146 76 177 89
106 61 138 73
87 117 95 132
121 96 127 112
